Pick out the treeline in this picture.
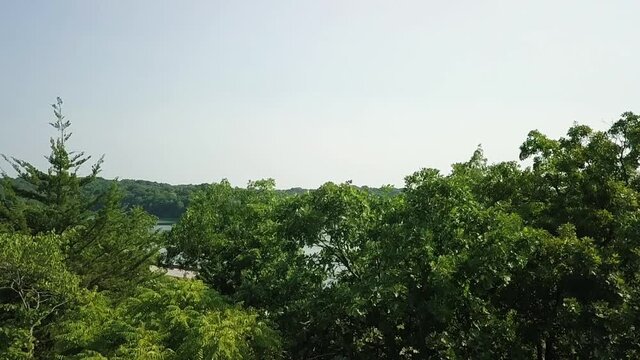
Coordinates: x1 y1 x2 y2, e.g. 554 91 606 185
3 177 198 221
83 178 398 221
2 98 640 359
84 178 201 220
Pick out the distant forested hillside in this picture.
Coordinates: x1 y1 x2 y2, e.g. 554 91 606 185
83 178 202 220
81 178 400 220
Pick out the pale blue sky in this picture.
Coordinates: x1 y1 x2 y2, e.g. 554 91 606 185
1 1 639 188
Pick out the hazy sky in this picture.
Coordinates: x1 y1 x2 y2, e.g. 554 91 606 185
1 1 639 188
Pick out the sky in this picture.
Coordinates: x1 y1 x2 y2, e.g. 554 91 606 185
1 1 639 188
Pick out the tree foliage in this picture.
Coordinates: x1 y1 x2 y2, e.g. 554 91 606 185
3 99 640 359
0 99 281 359
166 112 640 359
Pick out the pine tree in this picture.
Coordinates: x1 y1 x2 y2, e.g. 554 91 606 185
1 98 162 292
1 97 103 234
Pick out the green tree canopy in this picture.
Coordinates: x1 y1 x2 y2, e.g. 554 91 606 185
1 99 282 359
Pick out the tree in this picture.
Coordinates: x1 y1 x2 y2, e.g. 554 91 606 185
1 97 103 235
52 277 281 360
0 177 28 233
0 232 81 359
166 180 329 358
1 98 163 293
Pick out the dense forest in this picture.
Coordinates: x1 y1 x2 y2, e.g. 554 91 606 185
83 178 395 221
2 99 640 359
7 176 323 221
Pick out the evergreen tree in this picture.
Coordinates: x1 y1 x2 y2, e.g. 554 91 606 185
1 97 103 234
